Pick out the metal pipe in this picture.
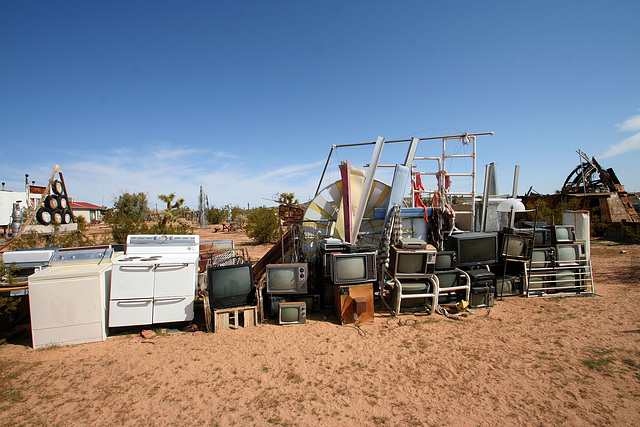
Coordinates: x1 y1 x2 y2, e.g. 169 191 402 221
352 136 385 242
480 163 491 232
512 165 520 198
331 132 493 149
471 136 477 231
315 145 336 197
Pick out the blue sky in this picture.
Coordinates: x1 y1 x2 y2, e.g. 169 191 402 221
1 1 639 210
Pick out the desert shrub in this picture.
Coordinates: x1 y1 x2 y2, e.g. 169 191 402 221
106 192 151 243
621 223 640 243
113 192 150 222
525 198 581 226
245 207 279 244
150 218 192 235
7 221 102 251
207 205 232 224
107 211 150 244
230 205 246 221
1 262 21 316
590 206 608 237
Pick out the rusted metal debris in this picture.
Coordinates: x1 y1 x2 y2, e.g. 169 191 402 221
525 150 639 224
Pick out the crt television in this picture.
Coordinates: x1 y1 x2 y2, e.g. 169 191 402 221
555 243 586 267
329 252 377 285
533 228 552 247
529 247 556 269
435 269 463 289
445 232 498 269
499 230 530 260
278 301 307 325
266 263 308 294
389 246 436 278
550 225 576 244
207 263 255 309
435 251 457 271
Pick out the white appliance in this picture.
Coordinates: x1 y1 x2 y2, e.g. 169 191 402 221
108 234 199 328
3 247 57 268
27 247 114 349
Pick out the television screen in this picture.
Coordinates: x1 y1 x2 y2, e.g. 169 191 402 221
435 251 456 270
397 253 427 274
336 256 365 281
533 228 552 247
435 270 461 288
500 233 528 258
529 247 555 268
389 247 436 278
556 243 586 267
208 264 255 309
278 302 307 325
266 263 308 294
551 225 575 244
446 232 498 268
330 252 376 285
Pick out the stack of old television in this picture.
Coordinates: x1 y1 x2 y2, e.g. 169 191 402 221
262 238 379 325
442 232 498 307
498 221 593 297
204 222 592 326
206 258 312 326
381 232 497 313
318 238 378 324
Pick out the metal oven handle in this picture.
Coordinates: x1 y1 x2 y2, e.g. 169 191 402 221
115 300 152 306
154 297 187 304
155 263 189 269
117 265 154 271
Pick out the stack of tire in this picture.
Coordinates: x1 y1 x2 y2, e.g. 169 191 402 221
36 179 73 225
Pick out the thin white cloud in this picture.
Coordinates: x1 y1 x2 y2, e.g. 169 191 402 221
600 132 640 159
601 111 640 159
55 146 324 209
615 111 640 132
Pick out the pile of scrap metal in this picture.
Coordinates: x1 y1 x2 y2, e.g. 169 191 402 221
523 149 639 226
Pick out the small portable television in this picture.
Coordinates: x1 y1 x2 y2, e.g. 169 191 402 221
435 251 457 271
389 246 436 278
207 263 255 309
435 269 463 289
555 243 586 267
278 301 307 325
445 232 499 269
436 270 468 305
328 252 377 285
265 263 308 295
499 230 530 259
533 228 552 247
550 225 576 244
528 247 556 269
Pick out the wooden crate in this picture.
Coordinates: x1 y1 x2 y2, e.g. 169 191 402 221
213 305 257 332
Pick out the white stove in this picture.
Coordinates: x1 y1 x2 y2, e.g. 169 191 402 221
108 234 199 328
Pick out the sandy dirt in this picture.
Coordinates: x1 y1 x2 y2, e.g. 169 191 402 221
1 231 639 426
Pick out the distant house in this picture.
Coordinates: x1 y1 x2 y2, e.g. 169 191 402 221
70 202 105 223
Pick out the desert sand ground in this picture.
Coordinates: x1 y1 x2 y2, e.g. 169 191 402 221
1 227 639 426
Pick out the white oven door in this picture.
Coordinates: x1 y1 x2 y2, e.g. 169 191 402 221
108 298 153 327
153 296 195 323
110 264 155 299
153 263 196 297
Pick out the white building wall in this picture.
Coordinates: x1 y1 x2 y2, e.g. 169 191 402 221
0 191 27 226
